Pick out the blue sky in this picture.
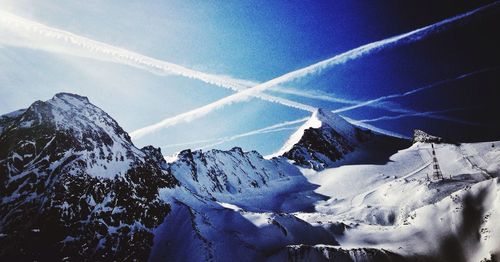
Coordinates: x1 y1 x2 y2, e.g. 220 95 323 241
0 0 499 155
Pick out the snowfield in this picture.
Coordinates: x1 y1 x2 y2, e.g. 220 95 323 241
151 137 500 261
145 108 500 261
2 95 498 261
294 141 500 260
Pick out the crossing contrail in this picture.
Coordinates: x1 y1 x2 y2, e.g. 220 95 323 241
196 126 301 151
0 10 316 113
130 2 498 139
1 10 413 114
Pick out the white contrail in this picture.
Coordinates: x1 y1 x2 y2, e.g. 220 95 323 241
0 10 316 113
161 138 221 149
197 126 300 150
332 67 499 114
1 10 404 114
342 116 409 139
0 10 249 89
358 107 485 126
130 2 498 139
161 117 308 150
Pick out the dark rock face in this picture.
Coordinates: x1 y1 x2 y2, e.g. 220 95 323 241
284 125 372 170
0 93 178 261
282 109 377 170
282 109 410 170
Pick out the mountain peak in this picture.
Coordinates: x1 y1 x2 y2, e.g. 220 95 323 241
275 109 356 158
0 93 145 179
276 109 370 170
53 92 90 103
413 129 443 144
313 108 357 139
47 93 93 114
278 108 409 170
0 93 178 261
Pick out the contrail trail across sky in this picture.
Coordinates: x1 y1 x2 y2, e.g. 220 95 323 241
0 10 422 115
0 10 315 113
130 2 498 139
161 117 308 150
332 67 498 114
358 107 485 126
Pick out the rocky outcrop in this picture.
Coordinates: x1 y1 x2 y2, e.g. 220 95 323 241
0 93 178 261
281 109 408 170
412 129 444 144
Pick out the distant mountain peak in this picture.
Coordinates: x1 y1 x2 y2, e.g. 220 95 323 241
413 129 443 144
277 108 409 170
314 108 358 139
53 92 91 103
275 109 355 157
278 109 373 170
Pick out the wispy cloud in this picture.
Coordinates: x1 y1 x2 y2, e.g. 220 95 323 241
130 2 497 139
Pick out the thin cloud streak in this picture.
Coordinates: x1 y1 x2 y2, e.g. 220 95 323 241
161 117 308 151
0 11 367 111
131 2 497 139
197 126 300 151
332 67 499 114
342 116 409 139
358 107 485 126
0 10 315 113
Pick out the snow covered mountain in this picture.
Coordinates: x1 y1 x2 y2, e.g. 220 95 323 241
167 147 324 211
280 109 410 170
294 139 500 261
0 93 178 261
412 129 444 144
1 93 499 261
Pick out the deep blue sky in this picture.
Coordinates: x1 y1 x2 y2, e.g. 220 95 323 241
0 0 499 155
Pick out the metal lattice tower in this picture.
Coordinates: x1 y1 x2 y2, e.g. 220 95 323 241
431 143 444 180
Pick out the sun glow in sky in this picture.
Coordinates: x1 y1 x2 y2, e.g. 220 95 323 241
1 0 499 155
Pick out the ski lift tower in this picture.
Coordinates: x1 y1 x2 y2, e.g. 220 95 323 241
431 143 444 180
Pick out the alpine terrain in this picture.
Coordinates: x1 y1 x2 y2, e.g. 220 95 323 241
1 93 499 261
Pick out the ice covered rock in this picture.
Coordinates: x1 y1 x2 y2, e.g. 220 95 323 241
280 109 408 170
413 129 444 144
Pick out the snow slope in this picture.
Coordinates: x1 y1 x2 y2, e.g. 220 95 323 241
278 109 409 170
2 94 499 261
293 140 500 261
149 108 499 261
167 147 325 212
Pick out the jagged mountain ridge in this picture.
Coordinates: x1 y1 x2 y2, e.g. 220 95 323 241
1 93 499 262
167 147 323 211
0 93 339 261
0 93 178 261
